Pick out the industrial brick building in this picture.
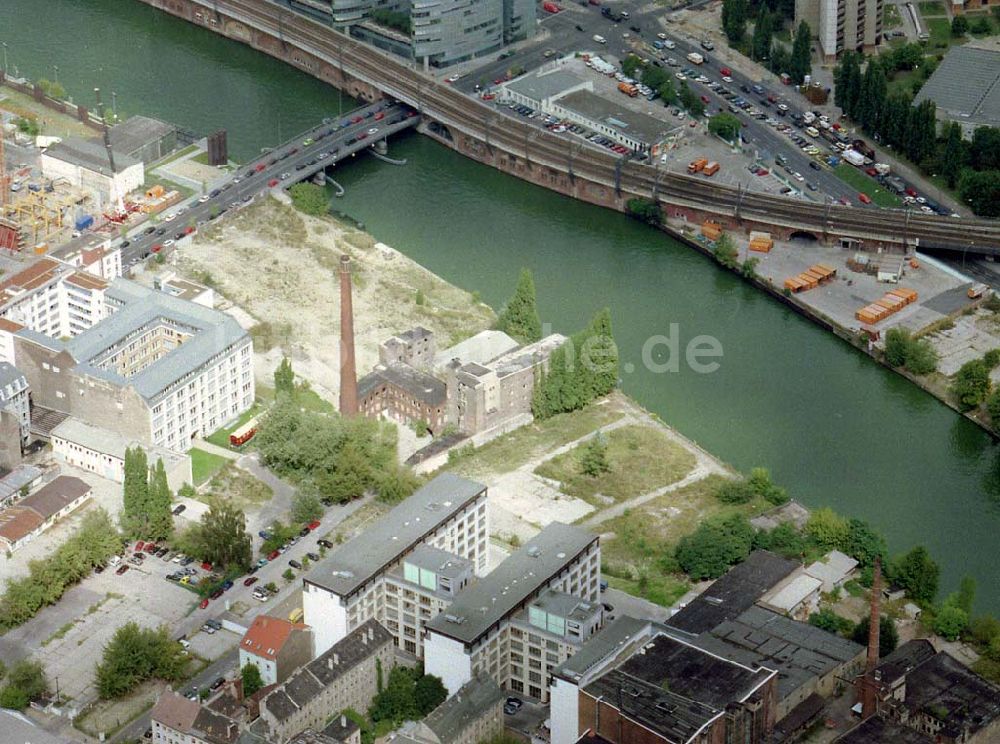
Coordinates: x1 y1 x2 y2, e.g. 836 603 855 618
424 522 601 698
302 473 489 655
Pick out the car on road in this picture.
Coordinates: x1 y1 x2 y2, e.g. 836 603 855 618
806 182 818 191
367 127 379 135
289 559 302 569
445 74 462 83
280 172 291 180
164 213 176 222
657 32 667 39
809 161 821 171
163 239 175 249
184 688 198 701
198 195 210 203
210 588 224 600
792 172 804 182
268 178 279 187
244 577 259 587
222 580 234 591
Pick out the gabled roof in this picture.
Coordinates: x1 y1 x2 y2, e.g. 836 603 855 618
19 475 91 519
241 615 307 661
151 690 201 733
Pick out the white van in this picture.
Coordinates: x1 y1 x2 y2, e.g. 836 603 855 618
805 126 820 138
593 34 607 44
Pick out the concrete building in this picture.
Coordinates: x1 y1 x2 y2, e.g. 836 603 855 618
151 690 240 744
0 465 43 508
358 362 448 434
302 473 488 655
383 545 475 657
444 333 565 436
795 0 883 61
0 362 30 450
51 418 192 492
577 632 777 744
104 115 178 166
0 259 110 341
914 45 1000 137
155 272 215 308
870 641 1000 743
10 279 253 452
424 522 600 697
239 615 314 687
550 90 673 153
256 620 394 743
394 674 504 744
804 549 859 594
0 474 92 551
40 137 144 205
501 69 593 111
379 327 436 369
49 233 124 282
434 330 519 370
411 0 503 68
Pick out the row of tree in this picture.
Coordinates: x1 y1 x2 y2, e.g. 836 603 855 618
531 308 618 419
0 509 121 630
121 447 174 541
833 51 1000 216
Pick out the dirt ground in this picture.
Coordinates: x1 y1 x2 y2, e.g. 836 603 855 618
0 85 98 140
172 197 495 405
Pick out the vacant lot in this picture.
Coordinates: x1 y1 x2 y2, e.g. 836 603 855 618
534 425 696 507
203 463 273 510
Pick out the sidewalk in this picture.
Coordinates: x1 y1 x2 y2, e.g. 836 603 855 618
191 438 241 460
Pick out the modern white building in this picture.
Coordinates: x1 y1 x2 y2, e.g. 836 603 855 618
424 522 601 697
302 473 489 655
40 137 144 207
795 0 883 61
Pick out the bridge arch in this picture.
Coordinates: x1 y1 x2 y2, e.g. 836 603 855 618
789 230 819 242
427 121 453 142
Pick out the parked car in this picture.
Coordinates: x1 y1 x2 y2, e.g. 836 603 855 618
116 565 129 575
307 520 321 531
317 539 333 549
172 504 186 515
289 559 302 570
299 527 311 537
306 552 320 562
209 588 224 600
244 577 259 587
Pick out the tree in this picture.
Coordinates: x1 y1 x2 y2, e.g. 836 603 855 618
970 126 1000 171
852 615 899 657
95 623 187 699
951 358 991 410
934 604 969 640
951 15 968 36
941 122 967 189
120 446 150 538
959 169 1000 218
586 307 619 397
857 62 887 133
147 459 174 541
184 500 252 570
496 268 542 344
842 519 887 568
809 608 854 635
747 467 789 505
0 659 48 710
751 6 774 61
580 432 610 477
622 55 643 78
658 80 678 106
626 198 663 226
708 112 741 142
713 233 739 269
675 514 753 579
953 576 976 615
242 663 264 697
377 465 421 504
805 507 849 549
413 674 447 715
753 522 807 558
987 389 1000 425
292 491 324 523
884 327 910 367
641 65 668 91
890 545 939 604
275 357 295 397
679 82 705 117
834 52 862 119
288 183 329 216
722 0 749 44
789 22 812 84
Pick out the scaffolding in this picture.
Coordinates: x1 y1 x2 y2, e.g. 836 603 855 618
1 189 80 248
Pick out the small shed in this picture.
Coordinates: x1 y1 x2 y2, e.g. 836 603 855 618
759 573 823 620
805 550 859 594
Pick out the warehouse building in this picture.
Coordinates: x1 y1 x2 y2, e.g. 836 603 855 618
40 137 144 205
914 45 1000 136
104 115 179 166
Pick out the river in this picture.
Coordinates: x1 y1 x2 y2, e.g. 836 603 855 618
4 0 999 612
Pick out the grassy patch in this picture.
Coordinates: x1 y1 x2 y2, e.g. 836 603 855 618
256 382 334 414
887 68 922 96
606 573 690 608
600 474 769 580
534 425 695 508
917 1 945 14
190 448 228 485
834 163 903 207
844 579 866 597
204 403 265 449
926 17 957 48
441 401 626 479
204 463 273 509
151 144 199 169
884 3 902 27
74 681 160 739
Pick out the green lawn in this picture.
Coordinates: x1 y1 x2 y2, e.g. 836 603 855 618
917 1 945 15
190 448 228 485
606 573 690 608
256 383 335 414
533 425 696 508
926 17 956 49
205 402 265 448
887 68 921 96
834 163 903 208
884 3 903 27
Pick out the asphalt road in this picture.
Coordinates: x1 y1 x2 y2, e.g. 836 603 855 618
451 0 932 209
115 100 416 269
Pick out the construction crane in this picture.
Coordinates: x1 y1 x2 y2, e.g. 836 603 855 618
93 87 126 219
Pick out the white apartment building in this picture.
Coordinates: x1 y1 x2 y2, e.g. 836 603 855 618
0 259 109 342
424 523 601 697
383 545 475 657
303 473 489 656
796 0 883 60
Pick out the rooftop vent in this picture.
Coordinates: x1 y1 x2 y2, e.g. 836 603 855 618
527 547 541 558
331 570 355 579
444 614 465 624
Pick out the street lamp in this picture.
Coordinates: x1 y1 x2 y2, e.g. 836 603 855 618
53 65 59 84
1 43 8 74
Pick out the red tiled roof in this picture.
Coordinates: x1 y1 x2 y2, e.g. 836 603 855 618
0 318 24 332
64 272 108 291
0 508 44 545
241 615 306 661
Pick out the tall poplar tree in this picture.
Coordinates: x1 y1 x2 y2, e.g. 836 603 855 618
121 447 149 538
789 22 812 84
496 268 542 344
147 459 174 541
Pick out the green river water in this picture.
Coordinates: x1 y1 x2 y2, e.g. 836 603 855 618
4 0 999 611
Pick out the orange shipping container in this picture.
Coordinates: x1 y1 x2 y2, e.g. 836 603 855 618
688 158 708 173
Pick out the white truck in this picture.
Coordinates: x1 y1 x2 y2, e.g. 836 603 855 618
686 51 704 65
842 149 866 167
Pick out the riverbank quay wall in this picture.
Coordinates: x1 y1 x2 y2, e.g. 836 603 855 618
135 0 1000 257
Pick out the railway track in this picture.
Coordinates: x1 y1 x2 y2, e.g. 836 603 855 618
178 0 1000 252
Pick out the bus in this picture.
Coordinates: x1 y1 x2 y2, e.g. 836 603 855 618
229 417 259 447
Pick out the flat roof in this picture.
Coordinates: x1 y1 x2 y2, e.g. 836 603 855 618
760 573 822 612
553 615 651 683
900 651 1000 739
400 544 472 578
914 46 1000 129
426 522 597 645
303 473 486 597
833 716 933 743
490 334 566 379
697 606 863 703
804 550 858 587
105 115 176 156
667 551 799 635
50 417 188 468
19 475 91 519
557 90 672 145
43 137 140 177
435 330 518 370
873 639 936 687
504 69 589 103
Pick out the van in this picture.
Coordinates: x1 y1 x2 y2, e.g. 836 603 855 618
702 161 720 176
593 34 607 44
289 607 304 623
805 126 820 137
687 158 708 173
618 82 638 97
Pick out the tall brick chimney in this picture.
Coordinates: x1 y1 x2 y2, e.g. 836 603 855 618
859 557 882 718
339 254 358 416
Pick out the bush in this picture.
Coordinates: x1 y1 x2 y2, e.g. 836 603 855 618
951 358 991 410
752 522 807 558
889 545 939 604
0 659 47 710
675 514 753 579
805 507 849 549
708 112 741 141
368 667 446 726
884 328 937 375
934 604 969 641
809 608 854 636
288 183 330 217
